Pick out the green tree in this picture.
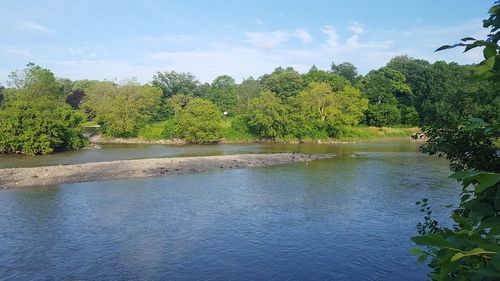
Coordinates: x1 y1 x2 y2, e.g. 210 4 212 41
331 61 359 84
291 83 368 137
82 83 163 137
247 91 291 139
206 75 237 114
0 64 87 155
152 71 199 98
235 77 263 114
176 98 223 143
0 84 4 106
7 63 63 98
359 67 413 126
302 69 351 91
261 67 305 100
411 3 500 280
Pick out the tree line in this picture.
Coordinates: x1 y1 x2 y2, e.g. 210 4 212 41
0 55 491 154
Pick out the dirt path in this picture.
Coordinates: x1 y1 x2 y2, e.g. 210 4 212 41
0 153 333 189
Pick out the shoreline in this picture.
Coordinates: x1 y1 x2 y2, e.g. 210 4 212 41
0 153 333 189
90 134 423 145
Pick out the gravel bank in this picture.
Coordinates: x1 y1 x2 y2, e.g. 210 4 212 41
0 153 333 189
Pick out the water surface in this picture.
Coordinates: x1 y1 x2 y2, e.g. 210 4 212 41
0 142 458 280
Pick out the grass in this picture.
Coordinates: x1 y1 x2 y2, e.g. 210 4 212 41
137 121 168 140
334 126 420 141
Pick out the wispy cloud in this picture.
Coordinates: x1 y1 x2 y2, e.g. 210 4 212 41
245 31 290 49
16 21 54 33
294 29 313 43
245 28 312 49
322 25 338 47
349 21 364 34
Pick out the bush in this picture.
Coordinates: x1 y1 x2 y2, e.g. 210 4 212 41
0 97 88 155
177 98 223 143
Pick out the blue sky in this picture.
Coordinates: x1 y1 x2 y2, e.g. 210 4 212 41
0 0 493 84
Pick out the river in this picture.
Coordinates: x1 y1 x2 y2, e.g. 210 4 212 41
0 141 458 280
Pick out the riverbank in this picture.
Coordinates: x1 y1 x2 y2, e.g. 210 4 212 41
0 153 333 189
90 126 422 145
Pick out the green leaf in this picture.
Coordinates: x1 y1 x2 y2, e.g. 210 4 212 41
475 173 500 193
451 248 497 262
411 234 448 247
461 37 476 42
417 255 428 262
483 45 497 59
449 170 481 180
492 254 500 271
484 55 496 69
451 252 465 262
409 248 425 255
436 45 452 52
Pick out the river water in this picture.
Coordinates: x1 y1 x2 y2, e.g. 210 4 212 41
0 142 458 280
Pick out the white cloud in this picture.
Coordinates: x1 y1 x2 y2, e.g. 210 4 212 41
245 31 289 49
16 21 54 33
294 29 312 43
349 21 364 34
245 28 312 49
322 25 338 47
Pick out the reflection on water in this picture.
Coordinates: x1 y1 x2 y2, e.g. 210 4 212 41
0 142 458 280
0 141 422 169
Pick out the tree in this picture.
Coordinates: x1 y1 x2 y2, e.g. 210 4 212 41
152 71 199 98
206 75 237 114
176 98 223 143
411 3 500 280
7 63 63 98
0 97 87 155
359 67 413 126
234 77 263 114
261 67 305 100
302 69 351 91
82 83 163 137
0 84 4 106
331 62 359 84
291 83 368 137
0 64 87 155
247 91 291 139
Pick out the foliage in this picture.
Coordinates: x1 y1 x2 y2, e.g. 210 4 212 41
221 115 256 141
365 104 402 127
152 71 200 98
331 61 359 84
411 3 500 280
7 63 63 99
176 98 223 143
291 83 368 138
0 95 87 155
0 84 4 106
261 67 305 100
137 121 168 140
82 83 163 138
206 75 237 114
234 77 263 114
302 69 351 91
247 91 291 139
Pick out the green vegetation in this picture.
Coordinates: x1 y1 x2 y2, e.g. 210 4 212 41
411 3 500 280
0 23 493 153
0 64 87 155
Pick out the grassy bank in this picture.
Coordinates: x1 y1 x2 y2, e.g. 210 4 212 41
91 121 421 144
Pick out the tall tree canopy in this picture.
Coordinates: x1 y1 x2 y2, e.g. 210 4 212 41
261 67 305 100
331 61 359 84
152 71 199 98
